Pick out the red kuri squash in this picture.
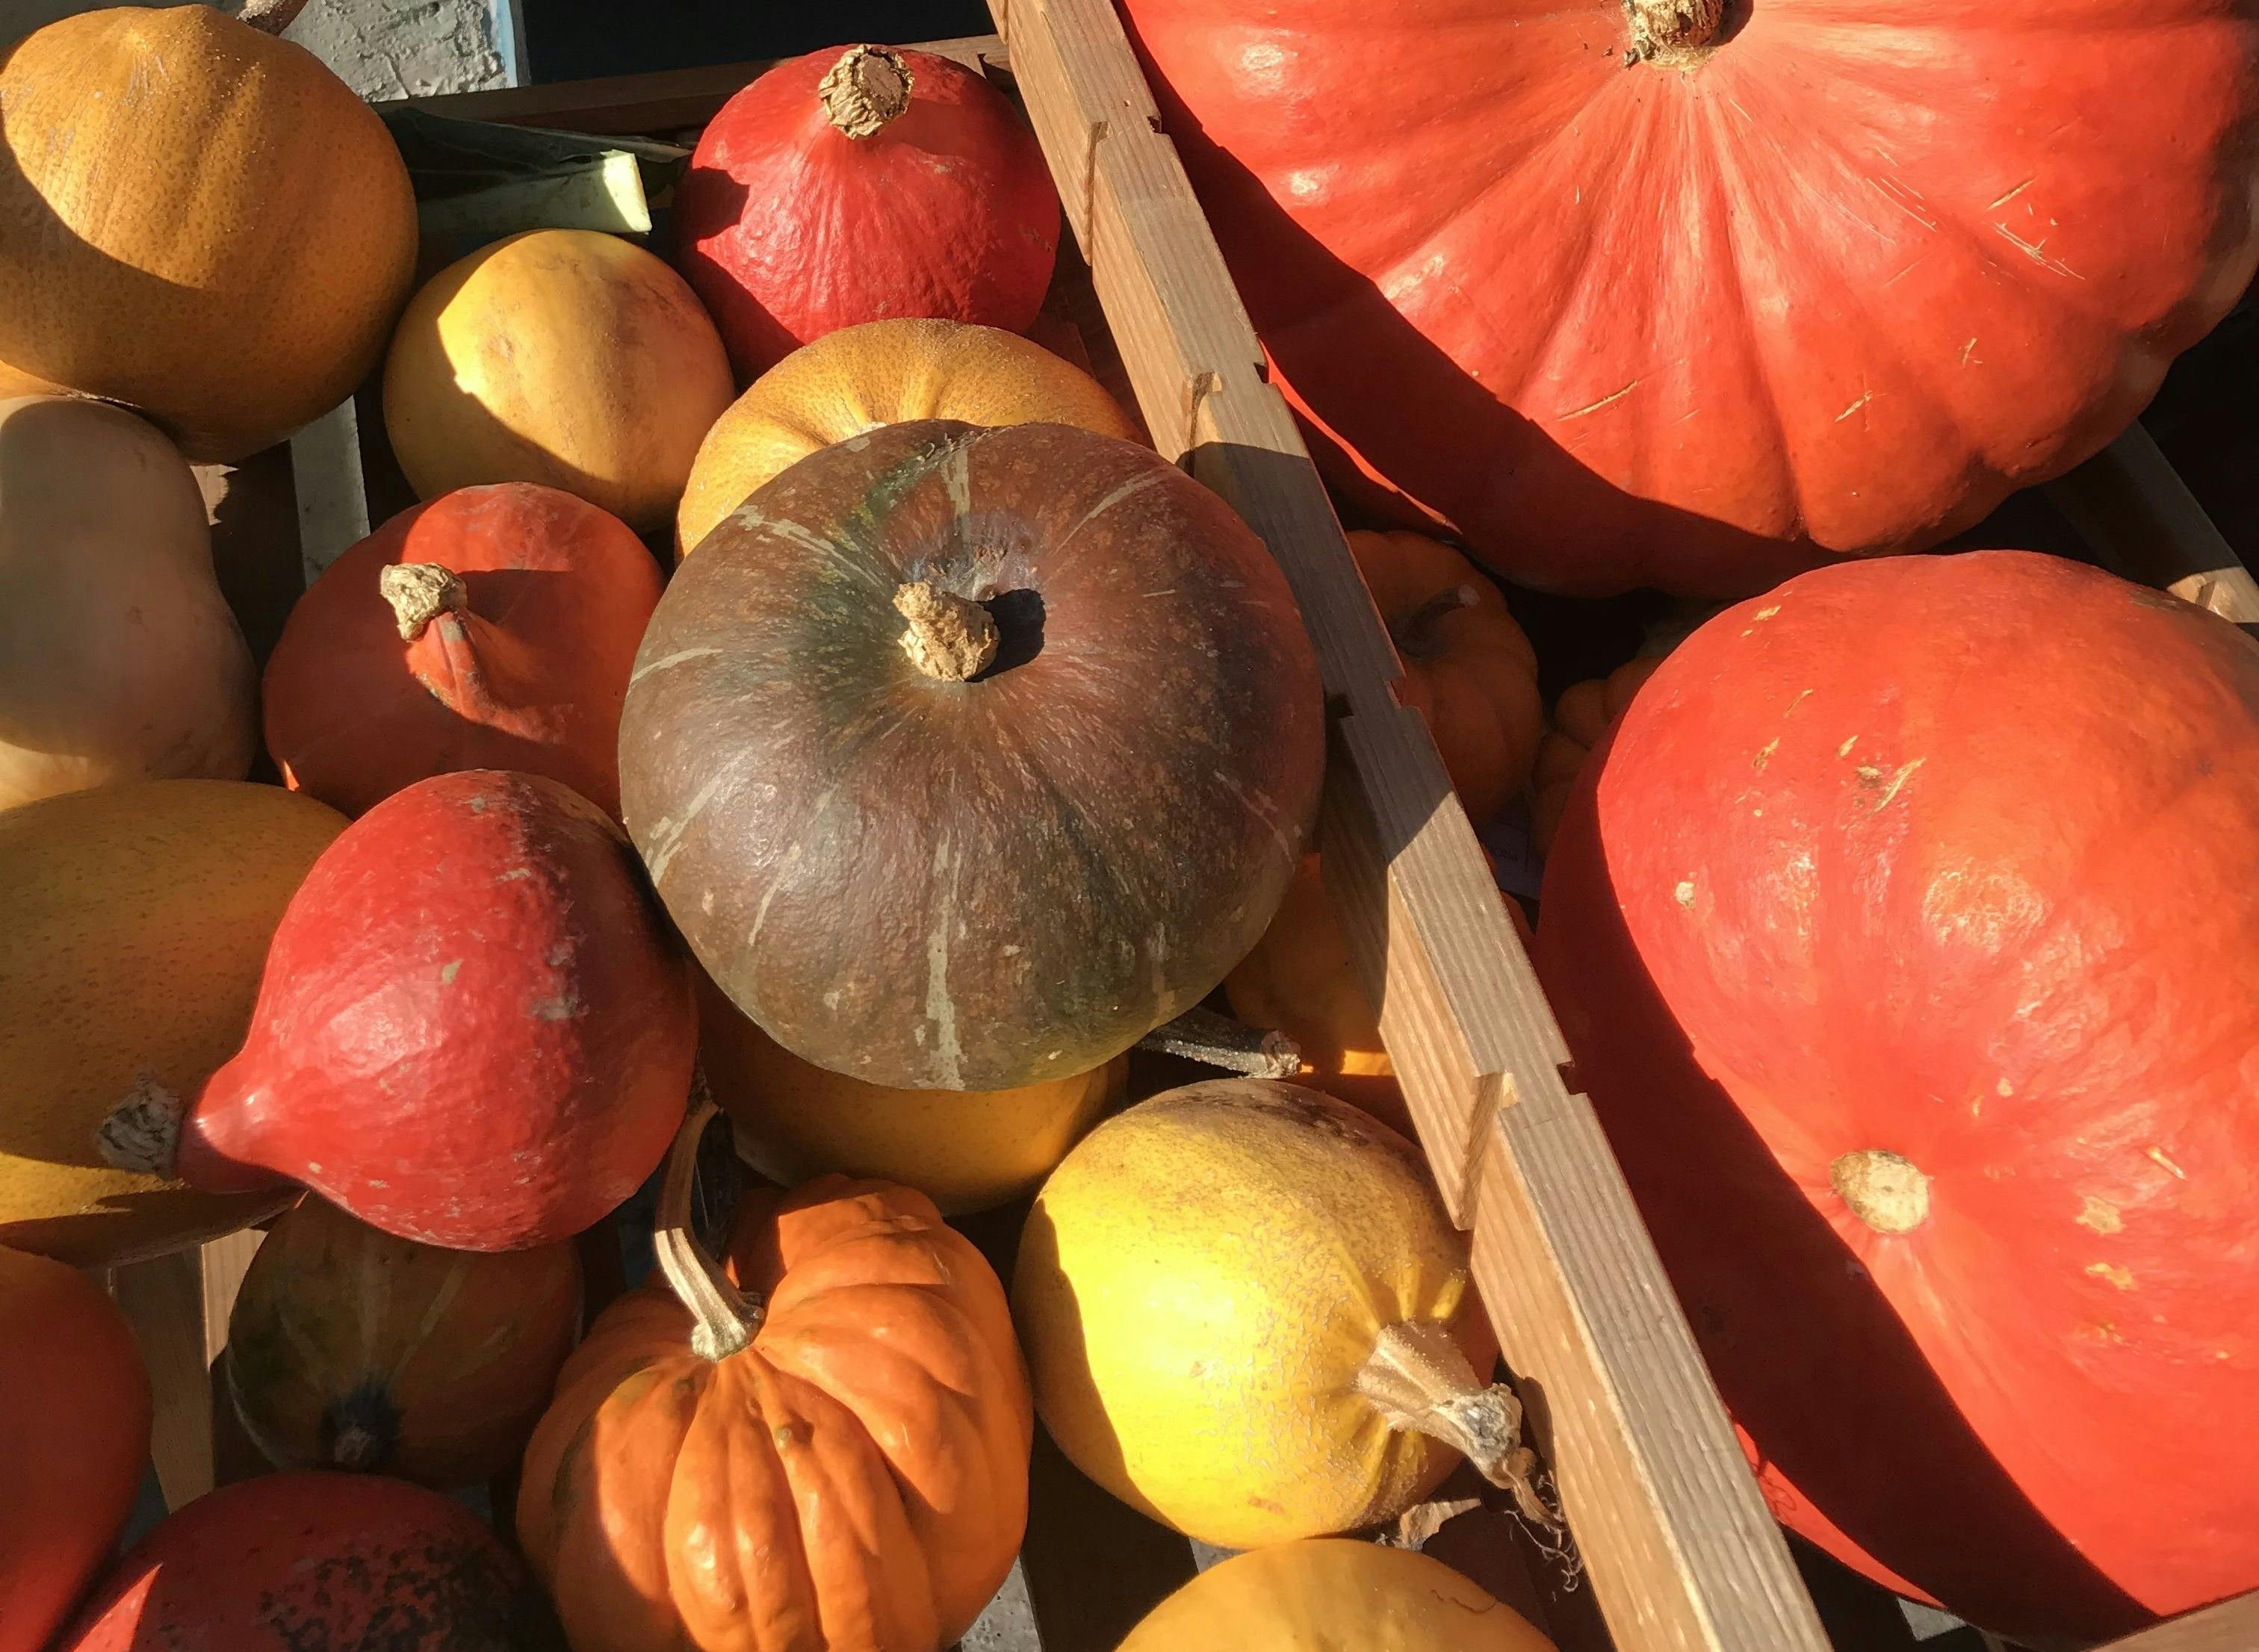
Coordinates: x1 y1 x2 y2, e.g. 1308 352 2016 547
1534 550 2259 1639
1119 0 2259 595
97 770 695 1252
674 45 1061 378
0 1246 149 1652
263 484 663 818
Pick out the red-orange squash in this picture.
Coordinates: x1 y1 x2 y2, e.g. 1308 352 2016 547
0 1246 149 1652
1120 0 2259 595
1534 550 2259 1640
517 1103 1032 1652
262 484 663 819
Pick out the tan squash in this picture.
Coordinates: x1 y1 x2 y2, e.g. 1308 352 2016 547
675 317 1141 556
0 5 418 461
0 397 256 812
383 230 736 533
0 780 347 1265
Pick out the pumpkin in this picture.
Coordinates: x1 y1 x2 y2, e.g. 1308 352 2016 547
0 4 418 462
383 230 736 533
1348 529 1540 827
674 46 1060 380
1119 0 2259 597
61 1470 563 1652
0 395 255 812
620 418 1324 1091
262 483 663 819
516 1100 1032 1652
97 770 695 1252
675 318 1139 556
1118 1539 1556 1652
224 1194 582 1489
1533 550 2259 1641
1013 1079 1544 1548
1528 656 1664 858
0 780 344 1264
700 969 1121 1215
0 1246 150 1652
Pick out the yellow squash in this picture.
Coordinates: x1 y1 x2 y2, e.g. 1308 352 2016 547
0 780 346 1264
1014 1079 1541 1548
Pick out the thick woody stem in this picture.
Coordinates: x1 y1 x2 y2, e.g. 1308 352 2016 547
1134 1006 1301 1078
1626 0 1727 60
819 46 914 138
894 581 999 682
1354 1319 1564 1534
1831 1149 1932 1234
238 0 313 36
1392 585 1481 662
380 563 468 643
95 1073 185 1177
653 1088 763 1362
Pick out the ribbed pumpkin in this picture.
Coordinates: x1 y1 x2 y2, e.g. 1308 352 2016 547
383 231 735 533
0 780 344 1265
1014 1080 1546 1549
0 394 255 812
0 4 418 461
675 46 1060 379
700 969 1121 1215
224 1196 582 1489
1529 656 1664 858
1534 551 2259 1640
263 484 663 818
1121 0 2259 595
0 1246 151 1652
620 418 1325 1091
675 318 1138 556
517 1102 1032 1652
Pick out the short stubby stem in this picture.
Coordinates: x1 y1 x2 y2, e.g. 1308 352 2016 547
1831 1148 1931 1234
1627 0 1728 61
894 581 1000 682
1353 1318 1562 1533
1392 584 1481 662
819 45 914 139
380 562 468 642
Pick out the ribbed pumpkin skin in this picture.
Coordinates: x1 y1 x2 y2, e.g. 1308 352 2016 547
620 419 1324 1092
263 484 663 819
0 1247 150 1652
0 6 418 462
0 780 344 1265
1120 0 2259 595
675 318 1138 556
516 1178 1031 1652
224 1196 583 1489
1534 551 2259 1640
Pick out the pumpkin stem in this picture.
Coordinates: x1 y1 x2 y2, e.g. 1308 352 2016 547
94 1072 185 1177
1830 1149 1931 1234
1391 584 1481 662
653 1087 763 1362
1626 0 1727 60
894 580 1000 682
1354 1319 1564 1536
236 0 313 35
1135 1006 1302 1078
380 562 469 643
819 45 915 139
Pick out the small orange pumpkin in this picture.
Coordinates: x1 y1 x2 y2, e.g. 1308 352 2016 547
517 1102 1031 1652
1529 656 1666 859
1348 530 1542 827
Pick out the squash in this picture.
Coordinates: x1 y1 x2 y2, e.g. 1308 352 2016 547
0 1246 150 1652
262 483 663 819
383 230 736 533
1118 1539 1555 1652
60 1470 563 1651
620 418 1324 1091
1528 656 1664 858
224 1195 582 1489
0 4 418 462
0 395 255 812
1534 550 2259 1641
675 46 1059 379
1119 0 2259 596
675 318 1138 556
0 780 344 1265
1013 1079 1546 1548
516 1101 1031 1652
1348 530 1540 827
700 969 1121 1215
97 770 695 1253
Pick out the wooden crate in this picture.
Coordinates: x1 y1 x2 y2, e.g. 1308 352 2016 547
104 6 2259 1651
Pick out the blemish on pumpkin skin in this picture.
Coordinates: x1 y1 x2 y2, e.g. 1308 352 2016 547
1838 736 1859 758
2077 1196 2123 1235
1855 757 1924 811
1753 738 1779 772
1674 881 1696 909
2086 1261 2136 1291
2145 1145 2188 1180
1783 689 1815 718
440 960 462 984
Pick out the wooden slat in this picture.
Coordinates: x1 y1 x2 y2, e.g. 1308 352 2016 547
2089 1594 2259 1652
108 1229 267 1511
2045 422 2259 627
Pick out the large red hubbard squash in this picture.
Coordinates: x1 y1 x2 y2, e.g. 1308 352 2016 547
1118 0 2259 595
1534 550 2259 1640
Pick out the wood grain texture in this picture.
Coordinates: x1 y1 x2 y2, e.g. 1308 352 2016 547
2046 423 2259 627
2086 1593 2259 1652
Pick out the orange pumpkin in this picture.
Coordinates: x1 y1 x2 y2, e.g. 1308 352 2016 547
0 1246 150 1652
1348 530 1541 828
517 1102 1031 1652
1529 656 1665 858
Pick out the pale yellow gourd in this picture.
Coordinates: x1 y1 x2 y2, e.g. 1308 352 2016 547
0 397 256 812
1014 1079 1543 1548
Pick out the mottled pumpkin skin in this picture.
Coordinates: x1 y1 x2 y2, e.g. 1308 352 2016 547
620 419 1325 1091
517 1177 1031 1652
1534 551 2259 1640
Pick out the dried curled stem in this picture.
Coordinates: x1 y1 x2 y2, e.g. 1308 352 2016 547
1354 1319 1565 1537
652 1085 763 1362
1134 1005 1301 1078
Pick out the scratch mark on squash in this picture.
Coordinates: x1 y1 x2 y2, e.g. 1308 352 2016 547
1784 689 1815 718
1961 338 1979 366
1994 224 2083 280
1838 736 1859 757
1056 469 1171 553
1835 390 1875 423
1212 771 1294 864
631 646 722 684
1753 739 1779 772
643 775 725 887
1856 758 1924 811
2145 1144 2187 1180
926 834 964 1088
1558 380 1642 422
2076 1196 2124 1235
1989 178 2036 210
